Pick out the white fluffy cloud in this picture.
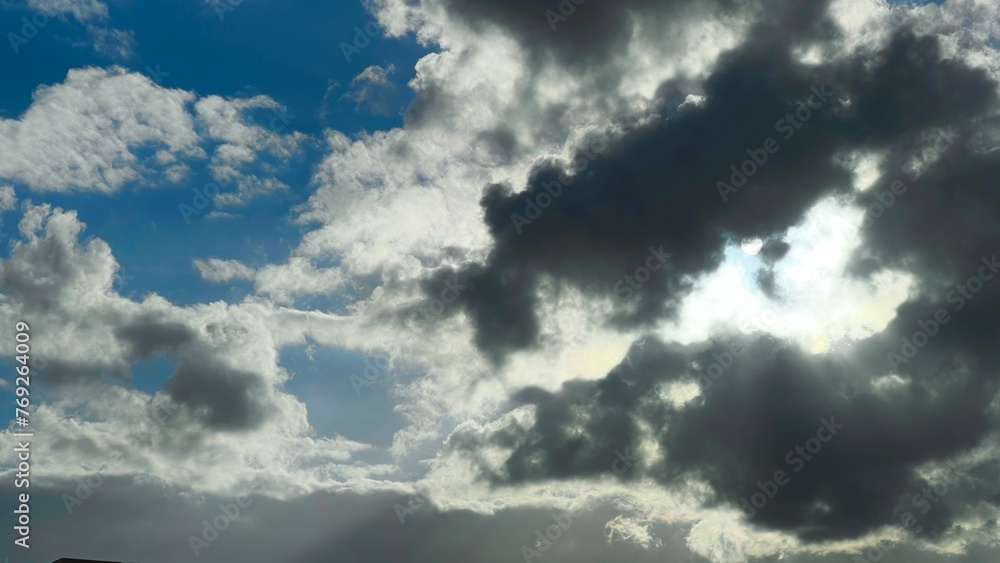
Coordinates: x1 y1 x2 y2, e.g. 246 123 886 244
0 185 15 211
27 0 108 22
195 256 345 305
195 95 306 206
0 67 303 206
0 67 201 193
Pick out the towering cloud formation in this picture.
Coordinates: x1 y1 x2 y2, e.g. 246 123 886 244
415 0 1000 552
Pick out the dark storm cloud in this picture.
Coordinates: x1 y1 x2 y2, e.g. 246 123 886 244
455 337 689 483
657 341 991 542
839 33 997 145
448 70 848 358
419 262 541 362
458 332 996 542
425 23 997 365
429 31 856 359
163 357 271 431
424 0 1000 546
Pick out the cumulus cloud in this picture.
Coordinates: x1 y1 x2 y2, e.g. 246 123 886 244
27 0 108 22
0 68 200 193
194 258 257 282
0 67 303 206
195 94 306 206
0 185 15 211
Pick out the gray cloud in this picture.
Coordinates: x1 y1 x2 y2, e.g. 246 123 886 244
416 2 1000 550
